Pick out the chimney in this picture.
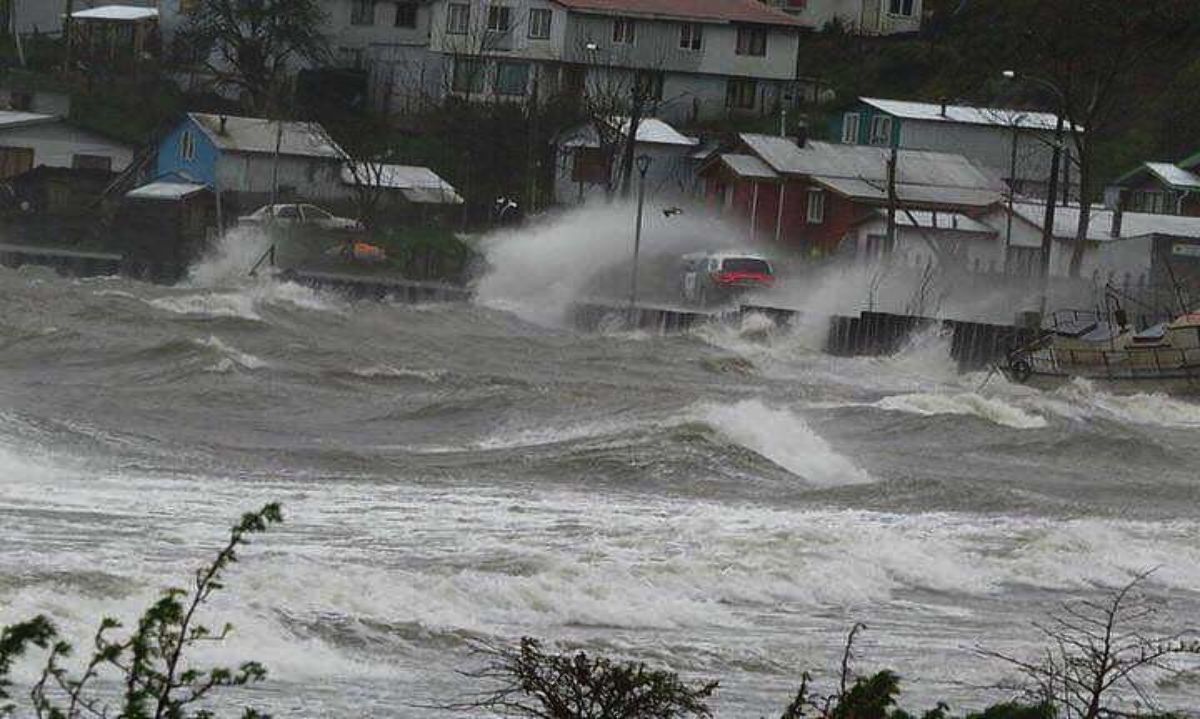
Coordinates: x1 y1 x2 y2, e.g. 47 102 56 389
1110 189 1124 238
793 122 808 148
218 115 228 135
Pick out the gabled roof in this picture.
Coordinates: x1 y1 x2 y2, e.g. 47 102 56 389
0 111 60 131
188 113 346 159
340 163 463 204
717 153 779 180
72 5 158 21
859 97 1072 132
1112 161 1200 191
1010 202 1200 242
558 117 698 148
735 134 1005 209
855 209 995 234
552 0 806 26
126 181 209 200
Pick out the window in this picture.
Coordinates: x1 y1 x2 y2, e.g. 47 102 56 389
495 62 529 95
679 23 702 50
72 154 112 171
1130 190 1173 215
807 189 825 224
301 205 333 221
394 2 417 28
180 0 201 12
528 8 552 39
868 115 892 146
180 130 196 161
612 17 635 44
351 0 375 26
888 0 915 16
452 57 486 93
735 26 767 56
487 4 511 31
339 46 365 68
275 205 300 220
841 112 860 144
635 71 663 101
8 91 32 111
447 3 469 34
725 78 757 110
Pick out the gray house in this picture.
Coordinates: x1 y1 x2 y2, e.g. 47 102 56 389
552 116 699 204
767 0 923 35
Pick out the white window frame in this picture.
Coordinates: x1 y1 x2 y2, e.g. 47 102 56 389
889 0 915 16
180 130 196 161
735 26 767 57
446 3 470 34
612 17 635 44
841 112 860 144
528 8 552 39
495 61 530 96
486 4 511 32
868 115 893 146
679 22 702 51
807 189 825 224
726 78 757 110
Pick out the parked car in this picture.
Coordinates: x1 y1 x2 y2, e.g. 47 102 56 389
679 251 774 306
237 203 363 232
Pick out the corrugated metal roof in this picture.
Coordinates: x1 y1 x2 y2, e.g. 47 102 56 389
340 163 463 204
719 153 779 180
72 5 158 21
190 113 345 159
739 134 1004 208
126 181 208 200
560 117 698 148
859 97 1073 132
1011 202 1200 242
0 111 59 130
860 209 993 233
553 0 806 25
1145 162 1200 191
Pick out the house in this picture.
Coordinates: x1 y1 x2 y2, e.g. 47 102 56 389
698 132 1005 254
68 5 161 72
112 181 217 281
834 97 1074 198
154 112 349 215
1106 153 1200 217
767 0 923 35
9 0 156 37
977 202 1200 288
159 0 810 121
847 210 1002 272
552 117 699 204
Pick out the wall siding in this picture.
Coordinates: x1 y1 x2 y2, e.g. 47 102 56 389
0 123 134 173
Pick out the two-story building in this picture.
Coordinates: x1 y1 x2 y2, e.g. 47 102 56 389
698 132 1005 254
835 97 1074 199
241 0 808 122
767 0 923 35
1106 152 1200 217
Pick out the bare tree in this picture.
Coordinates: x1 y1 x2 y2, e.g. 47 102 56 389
176 0 330 113
980 570 1200 719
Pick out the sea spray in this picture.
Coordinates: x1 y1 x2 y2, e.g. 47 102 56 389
700 399 872 486
473 203 750 326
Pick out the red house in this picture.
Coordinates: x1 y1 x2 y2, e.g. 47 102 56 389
698 133 1005 255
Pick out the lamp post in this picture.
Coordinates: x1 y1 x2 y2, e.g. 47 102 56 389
1002 70 1068 314
629 153 651 310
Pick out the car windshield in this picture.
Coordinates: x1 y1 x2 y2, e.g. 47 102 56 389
303 206 332 221
721 258 771 274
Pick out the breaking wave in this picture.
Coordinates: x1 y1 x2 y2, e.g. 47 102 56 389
874 392 1047 429
700 399 872 486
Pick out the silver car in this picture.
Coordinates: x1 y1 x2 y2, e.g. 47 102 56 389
237 204 363 232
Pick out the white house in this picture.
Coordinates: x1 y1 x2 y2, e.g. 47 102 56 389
837 97 1075 198
848 210 1002 273
768 0 923 35
552 116 698 204
9 0 157 36
0 111 134 178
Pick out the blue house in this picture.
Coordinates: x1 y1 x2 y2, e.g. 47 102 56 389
832 97 1070 197
154 113 348 211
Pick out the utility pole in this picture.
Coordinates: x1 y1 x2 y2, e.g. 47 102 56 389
1004 123 1019 264
629 154 650 310
1038 115 1064 313
885 145 898 257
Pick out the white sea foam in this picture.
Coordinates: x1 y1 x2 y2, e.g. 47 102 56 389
875 392 1048 429
149 292 262 321
1035 379 1200 429
196 335 268 371
700 399 873 486
350 365 446 382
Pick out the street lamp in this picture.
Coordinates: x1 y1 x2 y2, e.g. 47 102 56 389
1002 70 1067 315
629 153 652 311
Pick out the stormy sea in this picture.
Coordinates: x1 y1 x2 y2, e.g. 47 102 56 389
3 206 1199 716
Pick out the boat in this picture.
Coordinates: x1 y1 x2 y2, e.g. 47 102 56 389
1001 306 1200 394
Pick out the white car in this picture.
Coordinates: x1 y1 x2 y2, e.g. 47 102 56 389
238 204 363 232
679 250 775 306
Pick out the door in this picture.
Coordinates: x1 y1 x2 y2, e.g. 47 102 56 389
0 146 34 180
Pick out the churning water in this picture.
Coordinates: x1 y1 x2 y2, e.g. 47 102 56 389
2 211 1200 716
